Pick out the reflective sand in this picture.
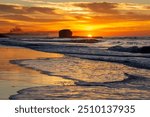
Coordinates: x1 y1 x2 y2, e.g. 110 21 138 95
0 46 73 99
1 46 150 100
10 55 150 99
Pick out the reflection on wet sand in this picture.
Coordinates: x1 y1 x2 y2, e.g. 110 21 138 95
10 53 150 99
0 46 73 99
10 85 150 100
1 46 150 100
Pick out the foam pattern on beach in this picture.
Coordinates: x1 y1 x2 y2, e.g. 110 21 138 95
1 36 150 99
10 73 150 100
10 56 150 99
11 56 150 83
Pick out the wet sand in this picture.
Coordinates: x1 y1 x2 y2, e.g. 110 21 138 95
0 46 73 99
10 53 150 99
0 44 150 99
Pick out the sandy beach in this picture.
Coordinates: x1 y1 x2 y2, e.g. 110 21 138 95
0 37 150 99
0 46 73 99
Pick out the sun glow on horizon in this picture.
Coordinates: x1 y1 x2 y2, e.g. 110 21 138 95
0 1 149 36
87 34 93 38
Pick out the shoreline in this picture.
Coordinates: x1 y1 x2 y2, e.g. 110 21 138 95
0 39 150 99
9 55 150 99
0 46 72 99
1 38 150 70
10 59 82 83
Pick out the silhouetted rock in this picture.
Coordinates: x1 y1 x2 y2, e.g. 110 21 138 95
140 46 150 53
109 46 139 52
0 34 7 38
71 39 99 43
108 46 150 53
59 29 72 38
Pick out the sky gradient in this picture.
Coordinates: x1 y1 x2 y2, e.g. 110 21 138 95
0 0 150 36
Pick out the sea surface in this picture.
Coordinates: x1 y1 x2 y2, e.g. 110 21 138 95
0 36 150 99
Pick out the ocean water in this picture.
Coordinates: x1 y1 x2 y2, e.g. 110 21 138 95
0 37 150 99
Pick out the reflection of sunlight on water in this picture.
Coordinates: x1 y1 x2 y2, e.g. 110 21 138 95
11 86 150 100
0 46 74 99
11 56 150 99
0 46 64 71
18 57 150 83
1 45 150 100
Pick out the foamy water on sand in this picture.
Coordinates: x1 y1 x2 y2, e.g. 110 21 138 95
10 56 150 100
0 37 150 99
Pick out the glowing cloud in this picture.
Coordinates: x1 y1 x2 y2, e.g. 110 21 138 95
0 1 149 36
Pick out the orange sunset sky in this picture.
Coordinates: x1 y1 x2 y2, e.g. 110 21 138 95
0 0 150 36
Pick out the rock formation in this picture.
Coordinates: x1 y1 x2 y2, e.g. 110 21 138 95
59 29 72 38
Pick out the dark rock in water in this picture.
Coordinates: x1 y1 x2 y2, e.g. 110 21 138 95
71 39 99 43
0 34 7 38
109 46 150 53
59 29 72 38
140 46 150 53
108 46 139 52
